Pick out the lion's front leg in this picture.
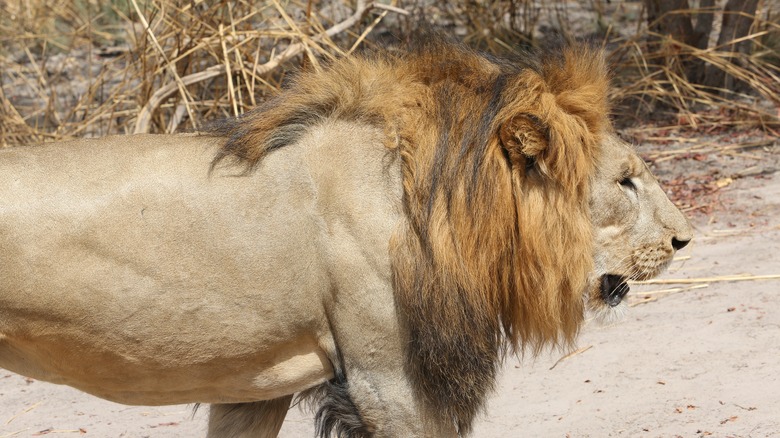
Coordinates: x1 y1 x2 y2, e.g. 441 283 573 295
207 395 293 438
308 367 457 438
317 282 458 438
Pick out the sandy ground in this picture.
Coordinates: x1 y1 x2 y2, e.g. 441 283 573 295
1 141 779 437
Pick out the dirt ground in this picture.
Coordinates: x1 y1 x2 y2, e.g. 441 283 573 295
1 134 778 437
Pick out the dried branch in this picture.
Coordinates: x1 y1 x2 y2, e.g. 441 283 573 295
133 0 384 134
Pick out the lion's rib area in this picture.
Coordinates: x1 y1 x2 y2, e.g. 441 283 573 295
213 39 610 434
0 134 340 406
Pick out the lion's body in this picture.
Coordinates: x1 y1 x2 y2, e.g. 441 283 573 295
0 40 692 437
0 124 395 403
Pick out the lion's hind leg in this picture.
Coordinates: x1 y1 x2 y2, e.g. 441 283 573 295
207 395 293 438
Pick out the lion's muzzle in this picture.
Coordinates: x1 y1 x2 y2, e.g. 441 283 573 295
600 274 629 307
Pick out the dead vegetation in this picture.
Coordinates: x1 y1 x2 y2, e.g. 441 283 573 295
0 0 778 147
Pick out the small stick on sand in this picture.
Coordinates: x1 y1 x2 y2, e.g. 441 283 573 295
633 274 780 285
628 282 707 306
5 401 42 425
549 345 593 370
634 283 710 296
1 430 30 438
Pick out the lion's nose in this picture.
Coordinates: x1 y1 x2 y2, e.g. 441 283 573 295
671 237 690 251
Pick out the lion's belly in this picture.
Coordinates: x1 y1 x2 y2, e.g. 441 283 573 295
0 330 334 404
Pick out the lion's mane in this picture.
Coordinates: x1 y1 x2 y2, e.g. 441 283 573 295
211 39 609 434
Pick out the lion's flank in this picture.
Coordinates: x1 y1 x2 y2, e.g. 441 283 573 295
211 38 610 434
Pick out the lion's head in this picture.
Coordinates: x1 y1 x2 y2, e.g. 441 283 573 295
588 134 692 312
210 39 692 434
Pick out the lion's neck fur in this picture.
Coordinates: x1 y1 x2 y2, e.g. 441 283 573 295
210 39 609 433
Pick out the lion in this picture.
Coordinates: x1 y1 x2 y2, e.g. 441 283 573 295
0 39 691 437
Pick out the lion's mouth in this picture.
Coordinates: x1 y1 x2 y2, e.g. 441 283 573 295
600 274 630 307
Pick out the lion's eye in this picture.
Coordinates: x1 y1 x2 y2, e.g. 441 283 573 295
619 177 636 191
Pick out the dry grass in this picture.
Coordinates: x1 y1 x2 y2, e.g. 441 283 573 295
608 6 780 133
0 0 778 146
0 0 403 146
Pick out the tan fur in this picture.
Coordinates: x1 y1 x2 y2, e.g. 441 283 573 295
0 40 691 437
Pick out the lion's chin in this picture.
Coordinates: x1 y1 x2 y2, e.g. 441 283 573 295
599 274 630 307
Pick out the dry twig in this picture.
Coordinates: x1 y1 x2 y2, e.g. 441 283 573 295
549 345 593 370
132 0 392 134
633 274 780 285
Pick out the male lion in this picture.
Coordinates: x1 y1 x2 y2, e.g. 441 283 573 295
0 40 691 437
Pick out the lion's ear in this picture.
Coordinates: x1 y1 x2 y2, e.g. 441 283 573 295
498 46 609 186
499 113 548 174
498 102 598 187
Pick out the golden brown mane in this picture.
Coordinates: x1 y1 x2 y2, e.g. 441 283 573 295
211 39 609 434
